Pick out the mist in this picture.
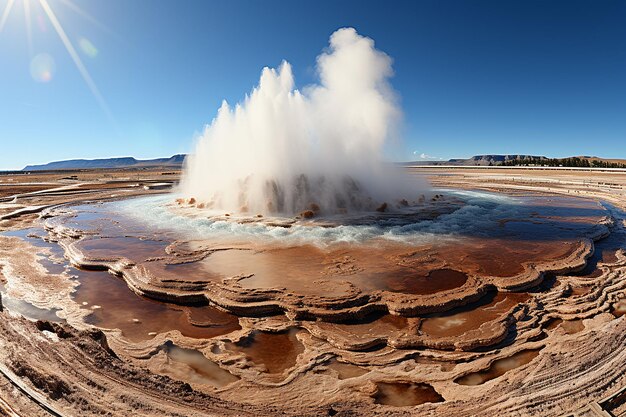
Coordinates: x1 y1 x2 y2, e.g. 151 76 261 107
179 27 424 215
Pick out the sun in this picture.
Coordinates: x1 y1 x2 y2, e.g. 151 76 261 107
0 0 114 123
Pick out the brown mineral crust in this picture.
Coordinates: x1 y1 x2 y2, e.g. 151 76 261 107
0 313 292 416
483 238 596 292
299 210 315 218
323 358 370 380
0 235 88 325
226 329 305 376
60 236 494 323
302 315 413 352
50 222 604 328
301 296 527 352
2 168 626 416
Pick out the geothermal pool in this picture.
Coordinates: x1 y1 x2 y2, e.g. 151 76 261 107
2 185 624 413
3 194 614 343
41 190 610 311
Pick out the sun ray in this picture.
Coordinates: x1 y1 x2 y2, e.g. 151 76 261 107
23 0 33 56
0 0 16 33
57 0 123 42
39 0 116 127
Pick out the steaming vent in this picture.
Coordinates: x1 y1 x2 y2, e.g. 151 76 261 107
179 27 424 215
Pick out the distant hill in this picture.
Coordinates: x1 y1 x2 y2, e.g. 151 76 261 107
23 154 186 171
403 154 626 168
573 155 626 165
403 154 547 166
21 153 626 171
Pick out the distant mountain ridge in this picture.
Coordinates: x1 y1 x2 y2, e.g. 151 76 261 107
402 154 547 166
404 154 626 167
21 153 626 171
449 154 548 165
23 154 186 171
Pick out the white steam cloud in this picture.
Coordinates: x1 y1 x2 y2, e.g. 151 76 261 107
180 27 423 215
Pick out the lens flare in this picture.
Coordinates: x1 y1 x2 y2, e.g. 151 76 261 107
0 0 115 124
30 53 55 82
78 37 98 58
36 13 47 32
24 0 33 56
39 0 115 125
0 0 15 33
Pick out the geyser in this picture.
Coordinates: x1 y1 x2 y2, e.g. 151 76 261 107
179 27 422 215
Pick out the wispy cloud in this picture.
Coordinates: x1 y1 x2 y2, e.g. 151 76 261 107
413 151 443 160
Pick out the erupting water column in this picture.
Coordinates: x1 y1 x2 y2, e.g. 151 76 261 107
179 27 422 215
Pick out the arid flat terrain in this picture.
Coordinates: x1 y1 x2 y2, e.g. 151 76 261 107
1 167 625 417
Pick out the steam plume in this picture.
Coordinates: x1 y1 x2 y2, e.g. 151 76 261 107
180 27 422 215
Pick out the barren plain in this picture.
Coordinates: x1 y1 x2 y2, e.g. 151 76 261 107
0 166 625 417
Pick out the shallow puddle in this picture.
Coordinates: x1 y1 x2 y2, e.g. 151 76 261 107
419 292 530 338
325 358 369 380
2 227 47 242
0 283 62 322
76 237 169 263
578 228 624 276
381 268 468 294
545 318 563 331
159 341 239 387
71 268 240 342
227 328 304 375
0 230 65 322
373 381 444 406
320 313 409 343
1 294 62 322
455 348 541 385
1 227 66 270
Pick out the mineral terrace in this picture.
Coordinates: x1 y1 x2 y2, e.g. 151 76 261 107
0 167 625 417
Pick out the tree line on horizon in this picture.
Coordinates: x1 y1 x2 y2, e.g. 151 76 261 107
497 156 626 169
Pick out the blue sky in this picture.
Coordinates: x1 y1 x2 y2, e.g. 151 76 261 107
0 0 625 170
